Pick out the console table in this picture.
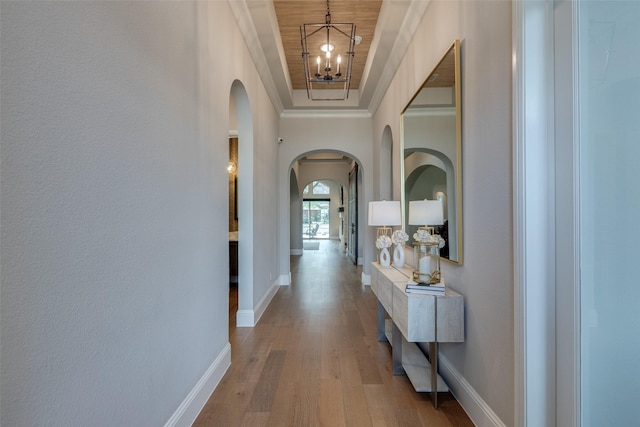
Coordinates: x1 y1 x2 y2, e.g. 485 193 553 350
370 262 464 408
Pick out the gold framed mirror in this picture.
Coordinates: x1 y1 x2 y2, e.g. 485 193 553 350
401 40 462 264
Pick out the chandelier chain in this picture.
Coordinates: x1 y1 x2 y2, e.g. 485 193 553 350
325 0 331 25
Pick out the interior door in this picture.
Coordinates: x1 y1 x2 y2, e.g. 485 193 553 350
347 164 358 264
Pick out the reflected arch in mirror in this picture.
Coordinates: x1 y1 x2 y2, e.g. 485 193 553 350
404 148 457 260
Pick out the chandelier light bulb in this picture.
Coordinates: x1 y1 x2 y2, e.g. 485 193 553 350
337 55 342 74
320 43 335 52
316 56 321 74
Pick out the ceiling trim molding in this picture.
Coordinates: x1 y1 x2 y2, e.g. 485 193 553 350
229 0 430 115
403 106 455 117
228 0 285 113
280 109 372 119
367 0 432 115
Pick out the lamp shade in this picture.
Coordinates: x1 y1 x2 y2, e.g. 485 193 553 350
368 200 402 226
408 200 444 226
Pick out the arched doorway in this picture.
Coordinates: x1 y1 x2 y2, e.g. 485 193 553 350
229 80 255 328
288 151 363 264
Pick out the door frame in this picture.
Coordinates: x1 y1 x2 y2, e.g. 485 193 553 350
513 0 580 425
347 164 358 264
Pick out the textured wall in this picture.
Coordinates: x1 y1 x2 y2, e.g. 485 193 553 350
1 2 279 425
372 1 513 424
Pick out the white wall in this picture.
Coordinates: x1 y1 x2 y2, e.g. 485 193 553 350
289 170 303 252
578 2 640 425
372 1 513 425
0 2 279 425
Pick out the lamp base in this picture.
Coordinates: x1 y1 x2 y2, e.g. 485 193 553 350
418 226 435 235
376 226 393 238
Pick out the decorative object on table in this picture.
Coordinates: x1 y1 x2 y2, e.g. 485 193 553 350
408 199 445 285
405 281 445 295
368 200 402 238
391 230 409 268
375 235 392 267
412 230 446 285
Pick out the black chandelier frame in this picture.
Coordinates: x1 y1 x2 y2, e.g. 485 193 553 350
300 1 356 100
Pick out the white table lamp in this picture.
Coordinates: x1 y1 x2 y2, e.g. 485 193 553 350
368 200 402 238
408 199 444 234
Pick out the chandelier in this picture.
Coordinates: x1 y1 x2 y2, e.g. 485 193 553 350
300 0 357 100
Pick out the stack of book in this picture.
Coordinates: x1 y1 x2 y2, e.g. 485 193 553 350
405 280 446 295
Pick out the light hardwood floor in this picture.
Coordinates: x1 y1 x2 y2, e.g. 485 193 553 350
194 240 473 427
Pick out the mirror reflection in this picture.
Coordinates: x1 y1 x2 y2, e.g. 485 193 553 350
402 40 462 264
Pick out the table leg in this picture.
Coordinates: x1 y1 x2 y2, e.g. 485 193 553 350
392 322 405 375
377 301 387 342
430 341 439 409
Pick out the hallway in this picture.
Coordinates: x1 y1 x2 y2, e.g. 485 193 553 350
194 240 472 426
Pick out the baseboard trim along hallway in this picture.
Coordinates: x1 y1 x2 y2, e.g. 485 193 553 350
439 354 507 427
164 343 231 427
236 279 281 327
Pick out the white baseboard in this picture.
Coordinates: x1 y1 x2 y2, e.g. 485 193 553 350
236 309 255 327
290 248 303 255
236 280 280 327
439 354 507 427
279 272 291 286
361 272 371 285
164 343 231 427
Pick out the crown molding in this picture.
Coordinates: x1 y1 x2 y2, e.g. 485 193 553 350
280 109 372 119
228 0 285 114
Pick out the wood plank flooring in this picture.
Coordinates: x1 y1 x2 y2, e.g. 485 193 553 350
194 240 473 427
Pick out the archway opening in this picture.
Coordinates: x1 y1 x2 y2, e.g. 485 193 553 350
229 80 254 328
288 150 363 264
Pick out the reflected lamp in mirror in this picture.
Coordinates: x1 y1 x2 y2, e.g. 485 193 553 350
408 200 444 235
368 200 402 238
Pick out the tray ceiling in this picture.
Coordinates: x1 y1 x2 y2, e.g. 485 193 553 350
229 0 431 114
273 0 382 91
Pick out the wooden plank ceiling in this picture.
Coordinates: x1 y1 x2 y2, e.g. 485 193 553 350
422 46 456 89
273 0 382 90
